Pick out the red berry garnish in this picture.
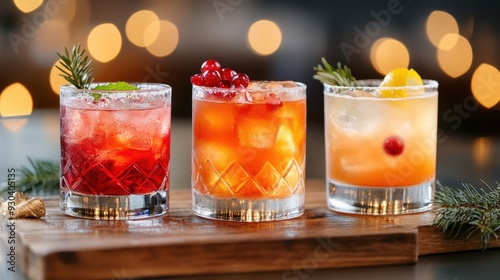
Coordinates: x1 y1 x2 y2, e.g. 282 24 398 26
191 60 250 91
201 60 221 73
264 92 283 110
220 80 232 88
232 73 249 88
383 136 404 156
190 73 204 86
202 70 221 87
221 67 237 82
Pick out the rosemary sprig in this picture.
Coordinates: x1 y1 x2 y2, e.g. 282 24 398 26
433 181 500 250
313 57 358 86
56 43 94 89
0 158 60 197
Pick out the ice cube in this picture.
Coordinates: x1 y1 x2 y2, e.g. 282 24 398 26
246 82 260 90
237 117 280 148
246 91 266 103
280 81 297 88
275 125 296 157
146 104 171 136
117 127 153 151
86 115 108 146
333 107 381 136
333 111 359 132
114 111 155 151
64 108 100 143
230 89 253 104
160 110 171 136
194 102 235 137
261 81 284 90
260 81 296 90
194 140 237 173
272 125 301 172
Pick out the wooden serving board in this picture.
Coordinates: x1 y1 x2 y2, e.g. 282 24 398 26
1 179 499 280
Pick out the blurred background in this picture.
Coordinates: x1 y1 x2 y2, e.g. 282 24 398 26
0 0 499 187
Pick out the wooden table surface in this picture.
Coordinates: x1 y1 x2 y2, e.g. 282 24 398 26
1 179 498 280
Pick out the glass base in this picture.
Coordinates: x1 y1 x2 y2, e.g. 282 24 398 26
327 179 434 215
60 190 168 220
193 192 304 222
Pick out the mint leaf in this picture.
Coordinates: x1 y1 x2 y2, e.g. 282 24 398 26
93 82 139 91
90 92 102 102
90 82 139 102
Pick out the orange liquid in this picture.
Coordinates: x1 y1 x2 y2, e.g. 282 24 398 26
193 97 306 199
327 136 436 186
325 93 437 187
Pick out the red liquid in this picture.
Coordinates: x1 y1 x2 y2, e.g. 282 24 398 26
60 104 170 195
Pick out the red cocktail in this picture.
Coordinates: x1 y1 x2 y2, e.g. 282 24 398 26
60 83 171 220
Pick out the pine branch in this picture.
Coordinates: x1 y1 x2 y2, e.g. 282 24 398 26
313 57 358 86
433 181 500 250
0 158 60 197
56 43 94 89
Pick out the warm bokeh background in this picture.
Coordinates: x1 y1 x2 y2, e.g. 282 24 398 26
0 0 499 196
1 0 499 135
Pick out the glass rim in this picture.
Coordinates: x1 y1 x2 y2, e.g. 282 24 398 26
193 80 306 93
60 82 172 94
323 79 438 92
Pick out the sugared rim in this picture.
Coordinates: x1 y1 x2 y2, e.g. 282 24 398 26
193 80 306 93
323 79 438 92
60 82 171 93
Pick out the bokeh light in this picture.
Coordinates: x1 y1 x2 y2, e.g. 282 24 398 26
146 20 179 57
370 38 409 75
50 60 67 95
473 137 492 169
87 23 122 63
248 20 282 56
0 118 29 132
471 63 500 108
437 33 461 51
426 10 459 50
13 0 43 13
0 83 33 117
437 35 472 78
126 10 161 47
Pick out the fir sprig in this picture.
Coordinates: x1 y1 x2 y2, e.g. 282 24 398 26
56 43 94 89
313 57 358 86
0 158 60 197
433 181 500 250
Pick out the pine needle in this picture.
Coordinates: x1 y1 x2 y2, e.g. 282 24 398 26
0 158 60 197
56 43 94 89
433 181 500 250
313 57 358 86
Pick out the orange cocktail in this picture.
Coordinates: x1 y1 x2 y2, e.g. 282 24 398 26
324 78 438 215
192 79 306 222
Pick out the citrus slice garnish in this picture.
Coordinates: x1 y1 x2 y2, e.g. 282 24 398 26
379 68 423 98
